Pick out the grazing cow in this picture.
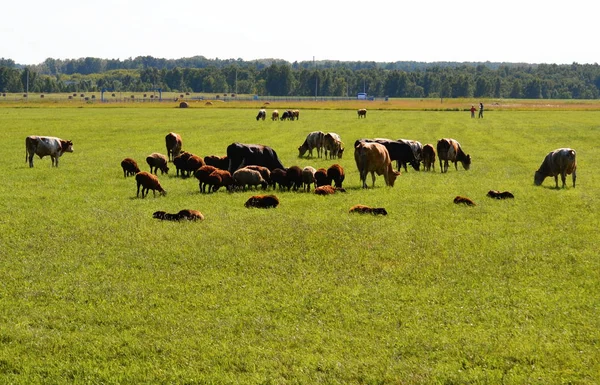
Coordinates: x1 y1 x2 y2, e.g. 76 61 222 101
233 168 268 190
349 204 388 215
302 166 316 192
194 165 218 193
25 135 74 168
357 109 367 118
314 168 329 187
454 196 476 206
534 148 577 188
487 190 515 199
146 153 170 175
354 141 400 188
327 164 345 188
422 144 436 172
256 109 267 121
298 131 325 158
121 158 140 177
203 155 229 170
292 110 300 120
437 138 471 173
136 171 166 198
323 133 344 159
245 194 280 209
271 110 279 121
371 138 419 172
280 110 291 121
227 142 285 173
399 139 423 167
165 132 182 162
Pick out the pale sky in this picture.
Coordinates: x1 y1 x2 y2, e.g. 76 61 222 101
1 0 597 65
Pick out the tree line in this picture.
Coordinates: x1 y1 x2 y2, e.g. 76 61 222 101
1 56 600 99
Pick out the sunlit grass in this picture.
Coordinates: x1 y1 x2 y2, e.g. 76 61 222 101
0 105 598 384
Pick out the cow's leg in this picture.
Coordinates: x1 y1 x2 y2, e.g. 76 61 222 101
439 158 443 173
28 153 34 167
454 161 458 171
554 175 559 189
561 172 567 188
137 183 141 197
370 171 376 187
573 170 577 187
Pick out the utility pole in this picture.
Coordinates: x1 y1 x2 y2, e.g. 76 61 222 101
314 56 317 100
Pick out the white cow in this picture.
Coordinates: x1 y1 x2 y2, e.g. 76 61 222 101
25 136 74 167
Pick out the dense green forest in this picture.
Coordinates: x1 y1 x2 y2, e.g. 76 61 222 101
1 56 600 99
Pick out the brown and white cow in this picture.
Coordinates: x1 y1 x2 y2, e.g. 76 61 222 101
436 138 471 173
323 132 344 159
165 132 182 162
25 135 74 167
534 148 577 188
354 141 400 188
298 131 325 158
271 110 279 121
357 108 367 118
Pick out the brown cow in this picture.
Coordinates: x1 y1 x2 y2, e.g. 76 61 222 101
422 144 436 172
357 109 367 118
165 132 182 162
121 158 140 177
437 138 471 173
354 141 400 188
534 148 577 188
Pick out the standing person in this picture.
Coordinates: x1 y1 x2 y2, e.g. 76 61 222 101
470 105 476 118
478 102 484 118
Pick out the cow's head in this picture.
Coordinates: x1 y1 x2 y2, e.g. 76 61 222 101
338 147 345 159
462 154 472 170
534 170 545 186
388 170 401 187
61 140 74 153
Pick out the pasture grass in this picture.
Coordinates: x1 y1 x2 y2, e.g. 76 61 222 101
0 105 599 384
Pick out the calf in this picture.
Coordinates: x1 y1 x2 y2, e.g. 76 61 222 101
245 194 280 208
349 204 388 215
136 171 166 198
121 158 140 177
323 133 344 159
422 144 436 172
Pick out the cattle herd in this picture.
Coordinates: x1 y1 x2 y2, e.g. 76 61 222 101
25 108 578 220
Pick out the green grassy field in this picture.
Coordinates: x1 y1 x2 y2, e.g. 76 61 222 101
0 105 598 384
